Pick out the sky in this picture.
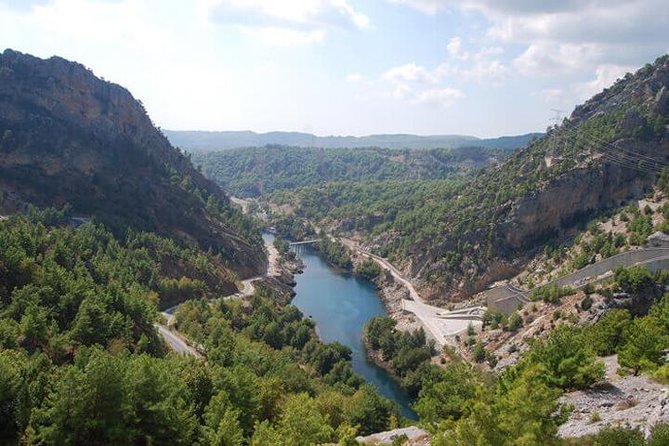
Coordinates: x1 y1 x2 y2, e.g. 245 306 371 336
1 0 668 137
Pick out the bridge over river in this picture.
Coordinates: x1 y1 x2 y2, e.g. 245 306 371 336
288 239 320 246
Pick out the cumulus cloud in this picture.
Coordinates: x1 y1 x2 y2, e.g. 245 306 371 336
446 36 464 59
389 0 669 77
381 62 441 99
576 63 636 100
377 62 463 107
0 0 50 12
387 0 669 113
206 0 369 45
436 37 509 84
413 87 464 107
382 62 439 85
513 42 602 77
239 26 325 46
386 0 447 15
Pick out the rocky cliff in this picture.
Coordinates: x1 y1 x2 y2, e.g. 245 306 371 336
498 58 669 253
407 55 669 301
0 49 264 276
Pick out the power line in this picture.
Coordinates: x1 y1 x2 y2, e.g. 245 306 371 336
548 118 664 175
561 119 669 169
569 126 662 174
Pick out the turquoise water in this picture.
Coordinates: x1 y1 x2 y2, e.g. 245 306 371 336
263 234 416 419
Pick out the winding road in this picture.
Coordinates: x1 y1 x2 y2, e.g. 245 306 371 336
157 236 281 356
484 246 669 313
338 238 482 346
340 238 424 304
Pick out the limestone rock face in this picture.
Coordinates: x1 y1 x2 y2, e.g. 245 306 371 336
502 161 651 251
409 56 669 301
0 49 264 276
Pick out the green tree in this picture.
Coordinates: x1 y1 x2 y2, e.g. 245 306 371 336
415 362 481 425
528 325 604 390
618 317 668 374
586 309 631 356
204 392 244 446
275 393 333 445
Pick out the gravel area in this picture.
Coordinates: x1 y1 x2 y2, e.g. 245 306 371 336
357 426 430 445
558 355 669 438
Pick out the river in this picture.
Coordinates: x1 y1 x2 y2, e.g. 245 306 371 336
263 234 416 419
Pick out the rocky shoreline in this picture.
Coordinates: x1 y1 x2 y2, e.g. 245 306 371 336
350 253 424 333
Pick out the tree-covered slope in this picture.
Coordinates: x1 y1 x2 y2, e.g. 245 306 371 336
0 211 404 445
166 129 540 151
274 55 669 301
193 145 504 197
0 49 264 276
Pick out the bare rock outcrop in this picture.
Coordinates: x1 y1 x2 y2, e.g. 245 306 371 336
0 49 265 276
559 356 669 439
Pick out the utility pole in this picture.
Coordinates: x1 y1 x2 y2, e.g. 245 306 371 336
550 109 565 128
548 109 566 155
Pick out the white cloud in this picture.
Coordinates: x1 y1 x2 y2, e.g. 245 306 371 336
413 87 463 107
540 88 565 103
346 73 363 82
206 0 369 45
18 0 173 54
538 63 636 110
377 62 463 107
240 25 325 46
389 0 669 80
382 62 438 84
513 42 601 77
576 63 636 100
446 36 464 59
462 58 507 83
442 37 508 83
387 0 448 15
381 62 440 99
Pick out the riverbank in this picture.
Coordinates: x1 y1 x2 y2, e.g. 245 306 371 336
346 249 425 333
261 232 304 292
288 242 418 419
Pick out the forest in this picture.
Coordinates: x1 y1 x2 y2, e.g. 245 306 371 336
192 146 505 197
262 56 669 295
0 208 399 445
362 266 669 445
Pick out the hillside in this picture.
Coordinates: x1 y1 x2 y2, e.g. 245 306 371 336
192 145 505 197
270 55 669 302
0 49 264 276
166 129 540 151
0 50 418 446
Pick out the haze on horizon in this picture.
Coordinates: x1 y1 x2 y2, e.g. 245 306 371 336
1 0 668 138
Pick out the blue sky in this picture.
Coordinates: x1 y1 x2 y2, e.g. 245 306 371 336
1 0 668 137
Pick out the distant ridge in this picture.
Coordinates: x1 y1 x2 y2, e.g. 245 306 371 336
164 129 541 151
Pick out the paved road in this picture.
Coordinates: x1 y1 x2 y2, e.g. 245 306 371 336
340 238 424 304
402 300 486 346
485 246 669 313
157 234 283 356
155 323 202 357
339 238 487 346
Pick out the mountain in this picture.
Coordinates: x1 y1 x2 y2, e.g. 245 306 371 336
164 129 541 151
0 49 264 276
192 145 507 197
270 55 669 302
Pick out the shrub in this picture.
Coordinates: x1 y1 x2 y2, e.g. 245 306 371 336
589 411 602 424
529 284 576 304
472 342 486 363
507 313 523 332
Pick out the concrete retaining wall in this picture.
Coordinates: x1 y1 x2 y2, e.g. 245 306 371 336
485 248 669 314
